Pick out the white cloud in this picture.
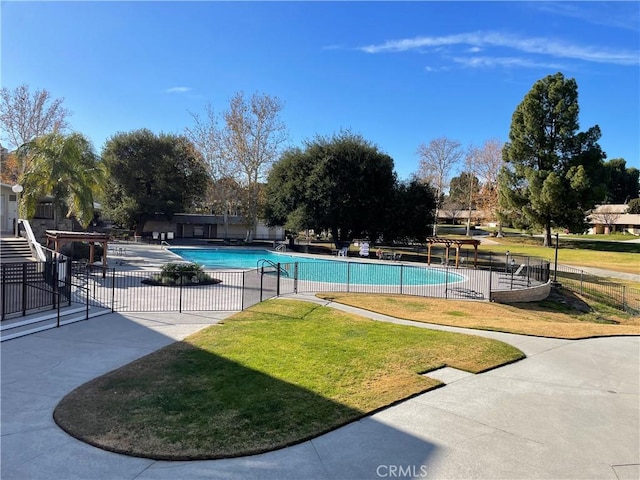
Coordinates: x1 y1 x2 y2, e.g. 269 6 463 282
531 3 640 31
452 56 566 70
359 31 639 66
165 87 192 94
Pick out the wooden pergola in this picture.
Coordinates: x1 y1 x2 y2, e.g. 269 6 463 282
425 237 481 268
45 230 110 268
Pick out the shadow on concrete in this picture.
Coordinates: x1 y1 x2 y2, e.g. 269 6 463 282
2 310 438 479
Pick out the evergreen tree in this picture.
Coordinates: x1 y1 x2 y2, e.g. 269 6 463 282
500 73 606 245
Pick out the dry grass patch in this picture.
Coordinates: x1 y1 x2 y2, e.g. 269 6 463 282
53 300 522 460
316 292 640 339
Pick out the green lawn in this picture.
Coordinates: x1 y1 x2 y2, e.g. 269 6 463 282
478 237 640 275
53 300 523 460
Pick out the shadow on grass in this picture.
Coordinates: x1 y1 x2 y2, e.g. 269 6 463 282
52 340 440 464
511 289 592 315
560 239 640 253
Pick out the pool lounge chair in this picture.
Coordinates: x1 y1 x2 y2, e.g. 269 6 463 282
359 242 370 257
338 247 348 257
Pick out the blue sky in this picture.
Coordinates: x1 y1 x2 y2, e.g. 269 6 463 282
3 1 639 179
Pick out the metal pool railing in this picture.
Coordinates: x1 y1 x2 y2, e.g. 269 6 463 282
2 255 554 325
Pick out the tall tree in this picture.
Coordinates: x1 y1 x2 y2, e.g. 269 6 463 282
385 178 436 243
101 129 210 232
467 139 505 234
603 158 639 203
500 72 607 246
1 84 71 176
223 92 287 241
185 103 240 237
17 132 104 228
416 137 463 236
449 170 480 235
265 132 397 243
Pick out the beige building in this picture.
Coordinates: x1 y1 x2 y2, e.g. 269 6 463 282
588 204 640 235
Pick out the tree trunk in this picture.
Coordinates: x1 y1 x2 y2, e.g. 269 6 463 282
331 226 340 246
543 222 552 247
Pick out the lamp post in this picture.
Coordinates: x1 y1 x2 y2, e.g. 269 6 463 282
11 184 23 237
553 232 559 284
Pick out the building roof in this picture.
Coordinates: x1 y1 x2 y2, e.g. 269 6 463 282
591 204 629 214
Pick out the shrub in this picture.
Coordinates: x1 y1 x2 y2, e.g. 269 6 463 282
143 262 221 286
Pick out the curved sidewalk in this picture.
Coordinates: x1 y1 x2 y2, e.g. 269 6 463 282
1 300 639 480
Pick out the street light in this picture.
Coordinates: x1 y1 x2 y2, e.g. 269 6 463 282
11 184 23 237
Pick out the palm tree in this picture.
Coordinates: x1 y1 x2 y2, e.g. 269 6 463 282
17 132 105 228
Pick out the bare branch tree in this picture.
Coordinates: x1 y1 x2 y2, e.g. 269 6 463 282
223 92 287 241
467 138 504 234
416 137 463 236
590 205 621 234
0 84 71 176
185 103 240 238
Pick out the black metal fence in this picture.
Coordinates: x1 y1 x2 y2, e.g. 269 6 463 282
554 264 640 314
2 254 554 320
1 260 72 320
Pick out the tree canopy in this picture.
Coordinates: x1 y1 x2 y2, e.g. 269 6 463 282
101 129 210 232
265 132 436 244
500 72 607 245
627 198 640 214
603 158 639 204
1 84 71 178
18 132 104 228
264 132 399 243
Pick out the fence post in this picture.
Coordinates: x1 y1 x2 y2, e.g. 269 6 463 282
294 263 298 294
260 266 264 302
553 232 559 283
66 260 71 307
1 265 6 321
86 279 90 320
445 264 449 299
51 260 58 312
111 268 116 312
347 263 350 293
488 263 492 301
400 264 403 295
510 268 514 290
56 287 61 328
622 286 626 312
179 274 184 313
22 263 28 316
580 271 584 295
276 263 281 297
241 272 246 310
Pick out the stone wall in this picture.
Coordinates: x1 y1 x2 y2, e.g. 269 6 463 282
490 281 552 303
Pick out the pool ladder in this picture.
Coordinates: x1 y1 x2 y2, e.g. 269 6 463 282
257 259 290 277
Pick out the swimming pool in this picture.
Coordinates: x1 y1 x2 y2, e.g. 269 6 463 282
168 248 463 286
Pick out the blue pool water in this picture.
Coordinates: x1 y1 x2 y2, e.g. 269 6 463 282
169 248 463 286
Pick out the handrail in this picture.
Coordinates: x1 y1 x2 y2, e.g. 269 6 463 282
275 244 286 252
160 241 170 250
18 219 47 261
257 258 289 277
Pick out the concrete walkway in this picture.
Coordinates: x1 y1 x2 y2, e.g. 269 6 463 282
2 297 639 480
